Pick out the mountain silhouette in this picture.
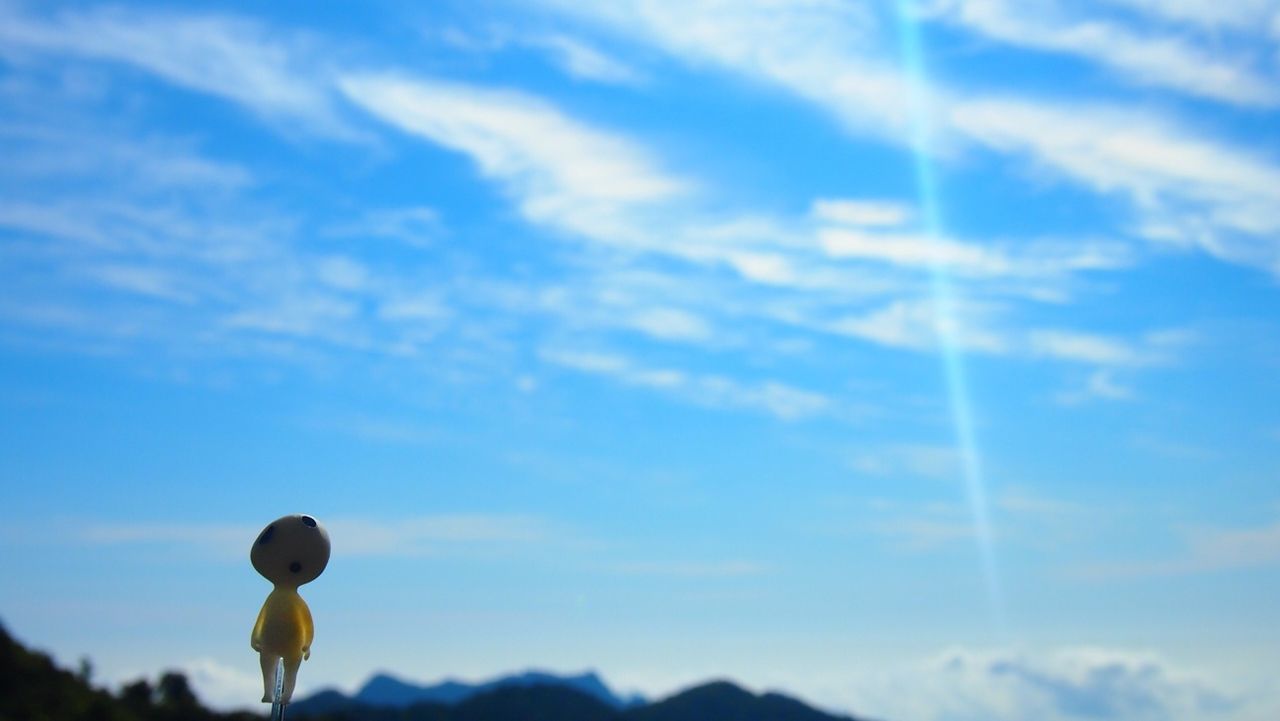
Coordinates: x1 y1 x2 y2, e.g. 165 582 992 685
290 675 873 721
631 680 866 721
336 669 645 710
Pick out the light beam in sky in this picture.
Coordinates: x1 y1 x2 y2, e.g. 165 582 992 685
893 1 1007 635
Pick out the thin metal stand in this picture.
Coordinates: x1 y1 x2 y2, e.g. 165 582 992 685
269 657 286 721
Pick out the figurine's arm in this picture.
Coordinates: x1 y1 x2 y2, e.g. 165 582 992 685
251 602 267 651
299 601 314 660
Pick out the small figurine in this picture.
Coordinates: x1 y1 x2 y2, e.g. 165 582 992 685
250 514 330 707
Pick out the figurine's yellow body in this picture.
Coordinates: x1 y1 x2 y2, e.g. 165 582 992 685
251 588 314 702
250 514 330 705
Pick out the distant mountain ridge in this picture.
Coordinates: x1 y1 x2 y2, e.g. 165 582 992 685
291 673 873 721
343 669 646 709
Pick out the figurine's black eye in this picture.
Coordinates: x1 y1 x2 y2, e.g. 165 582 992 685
258 525 276 545
301 516 317 528
289 562 302 573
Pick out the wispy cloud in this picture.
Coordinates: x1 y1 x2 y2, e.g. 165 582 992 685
0 2 1243 427
541 0 911 139
609 560 770 578
324 206 443 248
907 647 1239 721
80 522 253 551
0 4 356 138
545 1 1280 280
0 124 254 191
1054 368 1136 405
866 516 978 551
541 348 831 420
328 515 554 557
529 34 645 85
997 487 1087 517
1073 514 1280 579
73 514 556 559
850 443 961 480
950 98 1280 275
1095 0 1280 32
812 198 913 228
1028 330 1150 366
828 298 1008 355
339 73 686 240
937 0 1280 107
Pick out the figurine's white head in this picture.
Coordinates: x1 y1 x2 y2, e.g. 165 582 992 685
251 514 330 589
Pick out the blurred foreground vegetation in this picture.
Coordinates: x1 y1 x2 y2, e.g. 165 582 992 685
0 621 261 721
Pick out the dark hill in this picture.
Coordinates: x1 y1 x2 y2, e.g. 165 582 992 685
456 685 618 721
629 681 869 721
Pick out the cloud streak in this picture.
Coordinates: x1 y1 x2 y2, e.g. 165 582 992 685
339 73 686 239
937 0 1280 107
541 348 831 420
73 515 557 559
0 4 356 137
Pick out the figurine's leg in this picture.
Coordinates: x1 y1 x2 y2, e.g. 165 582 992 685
259 653 279 703
280 653 303 704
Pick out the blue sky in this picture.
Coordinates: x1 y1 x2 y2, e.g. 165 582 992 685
1 1 1279 720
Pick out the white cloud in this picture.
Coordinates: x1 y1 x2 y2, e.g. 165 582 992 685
325 206 442 247
75 514 554 559
1028 330 1149 366
1085 368 1135 400
77 522 255 561
541 347 830 420
626 307 713 342
0 2 1236 422
309 413 446 445
541 0 913 139
224 294 359 339
804 646 1272 721
0 4 355 137
723 252 803 286
179 658 264 711
0 124 253 191
890 647 1242 721
851 443 961 480
314 256 371 292
940 0 1280 106
866 517 977 552
830 298 1009 355
1073 514 1280 579
1054 368 1136 405
820 228 1013 277
81 264 195 303
327 515 553 557
1179 518 1280 571
331 70 1159 386
610 560 770 577
997 488 1085 517
531 35 644 85
1096 0 1280 32
812 198 912 228
338 73 685 242
544 1 1280 278
378 293 451 323
950 98 1280 275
